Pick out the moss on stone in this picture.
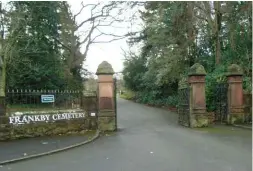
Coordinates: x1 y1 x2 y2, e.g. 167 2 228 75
96 61 114 75
197 118 209 127
89 118 97 129
98 111 115 117
230 114 244 124
0 115 95 141
190 115 209 128
0 116 9 124
178 76 188 89
188 63 206 76
98 117 116 131
227 64 243 76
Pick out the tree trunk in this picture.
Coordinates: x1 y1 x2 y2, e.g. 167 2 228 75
214 1 221 65
186 2 195 65
215 34 221 65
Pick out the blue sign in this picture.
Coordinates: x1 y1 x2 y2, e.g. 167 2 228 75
41 95 55 103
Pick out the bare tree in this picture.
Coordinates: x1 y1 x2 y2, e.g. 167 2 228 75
58 1 134 71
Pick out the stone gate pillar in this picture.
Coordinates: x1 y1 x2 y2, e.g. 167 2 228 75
188 63 208 127
226 64 244 124
96 61 116 131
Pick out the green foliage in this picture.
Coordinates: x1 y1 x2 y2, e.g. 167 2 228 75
5 2 63 89
243 76 252 93
123 2 197 107
135 91 178 107
165 95 179 107
122 55 147 91
119 90 136 100
120 88 178 107
123 2 252 111
205 65 227 112
2 2 84 91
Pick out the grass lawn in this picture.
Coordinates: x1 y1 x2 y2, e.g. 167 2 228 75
119 90 136 100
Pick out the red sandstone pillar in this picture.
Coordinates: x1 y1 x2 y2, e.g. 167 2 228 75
226 64 244 124
96 61 116 131
188 63 208 127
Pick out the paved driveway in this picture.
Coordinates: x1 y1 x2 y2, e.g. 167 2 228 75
1 98 252 171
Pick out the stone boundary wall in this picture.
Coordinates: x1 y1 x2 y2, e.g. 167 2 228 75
0 110 97 141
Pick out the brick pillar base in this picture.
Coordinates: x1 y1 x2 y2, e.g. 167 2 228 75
98 112 116 131
190 109 209 128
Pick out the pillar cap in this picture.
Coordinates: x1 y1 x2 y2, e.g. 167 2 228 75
188 63 206 76
96 61 114 75
227 64 243 76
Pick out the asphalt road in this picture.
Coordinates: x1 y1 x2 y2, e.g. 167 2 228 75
0 134 91 162
1 98 252 171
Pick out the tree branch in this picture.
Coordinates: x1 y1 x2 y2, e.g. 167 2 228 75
78 19 99 46
203 1 215 32
74 2 117 31
75 14 104 31
95 27 128 38
73 2 99 21
92 37 126 44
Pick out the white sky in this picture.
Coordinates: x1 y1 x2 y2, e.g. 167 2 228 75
69 1 143 74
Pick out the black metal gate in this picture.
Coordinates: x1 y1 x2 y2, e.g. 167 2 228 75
114 78 117 130
214 83 228 123
178 87 190 127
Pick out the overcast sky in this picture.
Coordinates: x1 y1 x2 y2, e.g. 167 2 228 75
69 1 143 74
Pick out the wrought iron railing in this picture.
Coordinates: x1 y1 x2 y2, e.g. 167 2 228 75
178 87 190 127
6 89 96 113
214 83 228 123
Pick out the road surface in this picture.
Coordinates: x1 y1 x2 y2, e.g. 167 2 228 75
1 98 252 171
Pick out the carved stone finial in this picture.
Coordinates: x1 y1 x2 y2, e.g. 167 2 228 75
188 63 206 76
96 61 114 75
227 64 243 76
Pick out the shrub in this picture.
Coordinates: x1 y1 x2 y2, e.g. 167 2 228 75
119 90 136 100
243 76 252 93
164 95 178 107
